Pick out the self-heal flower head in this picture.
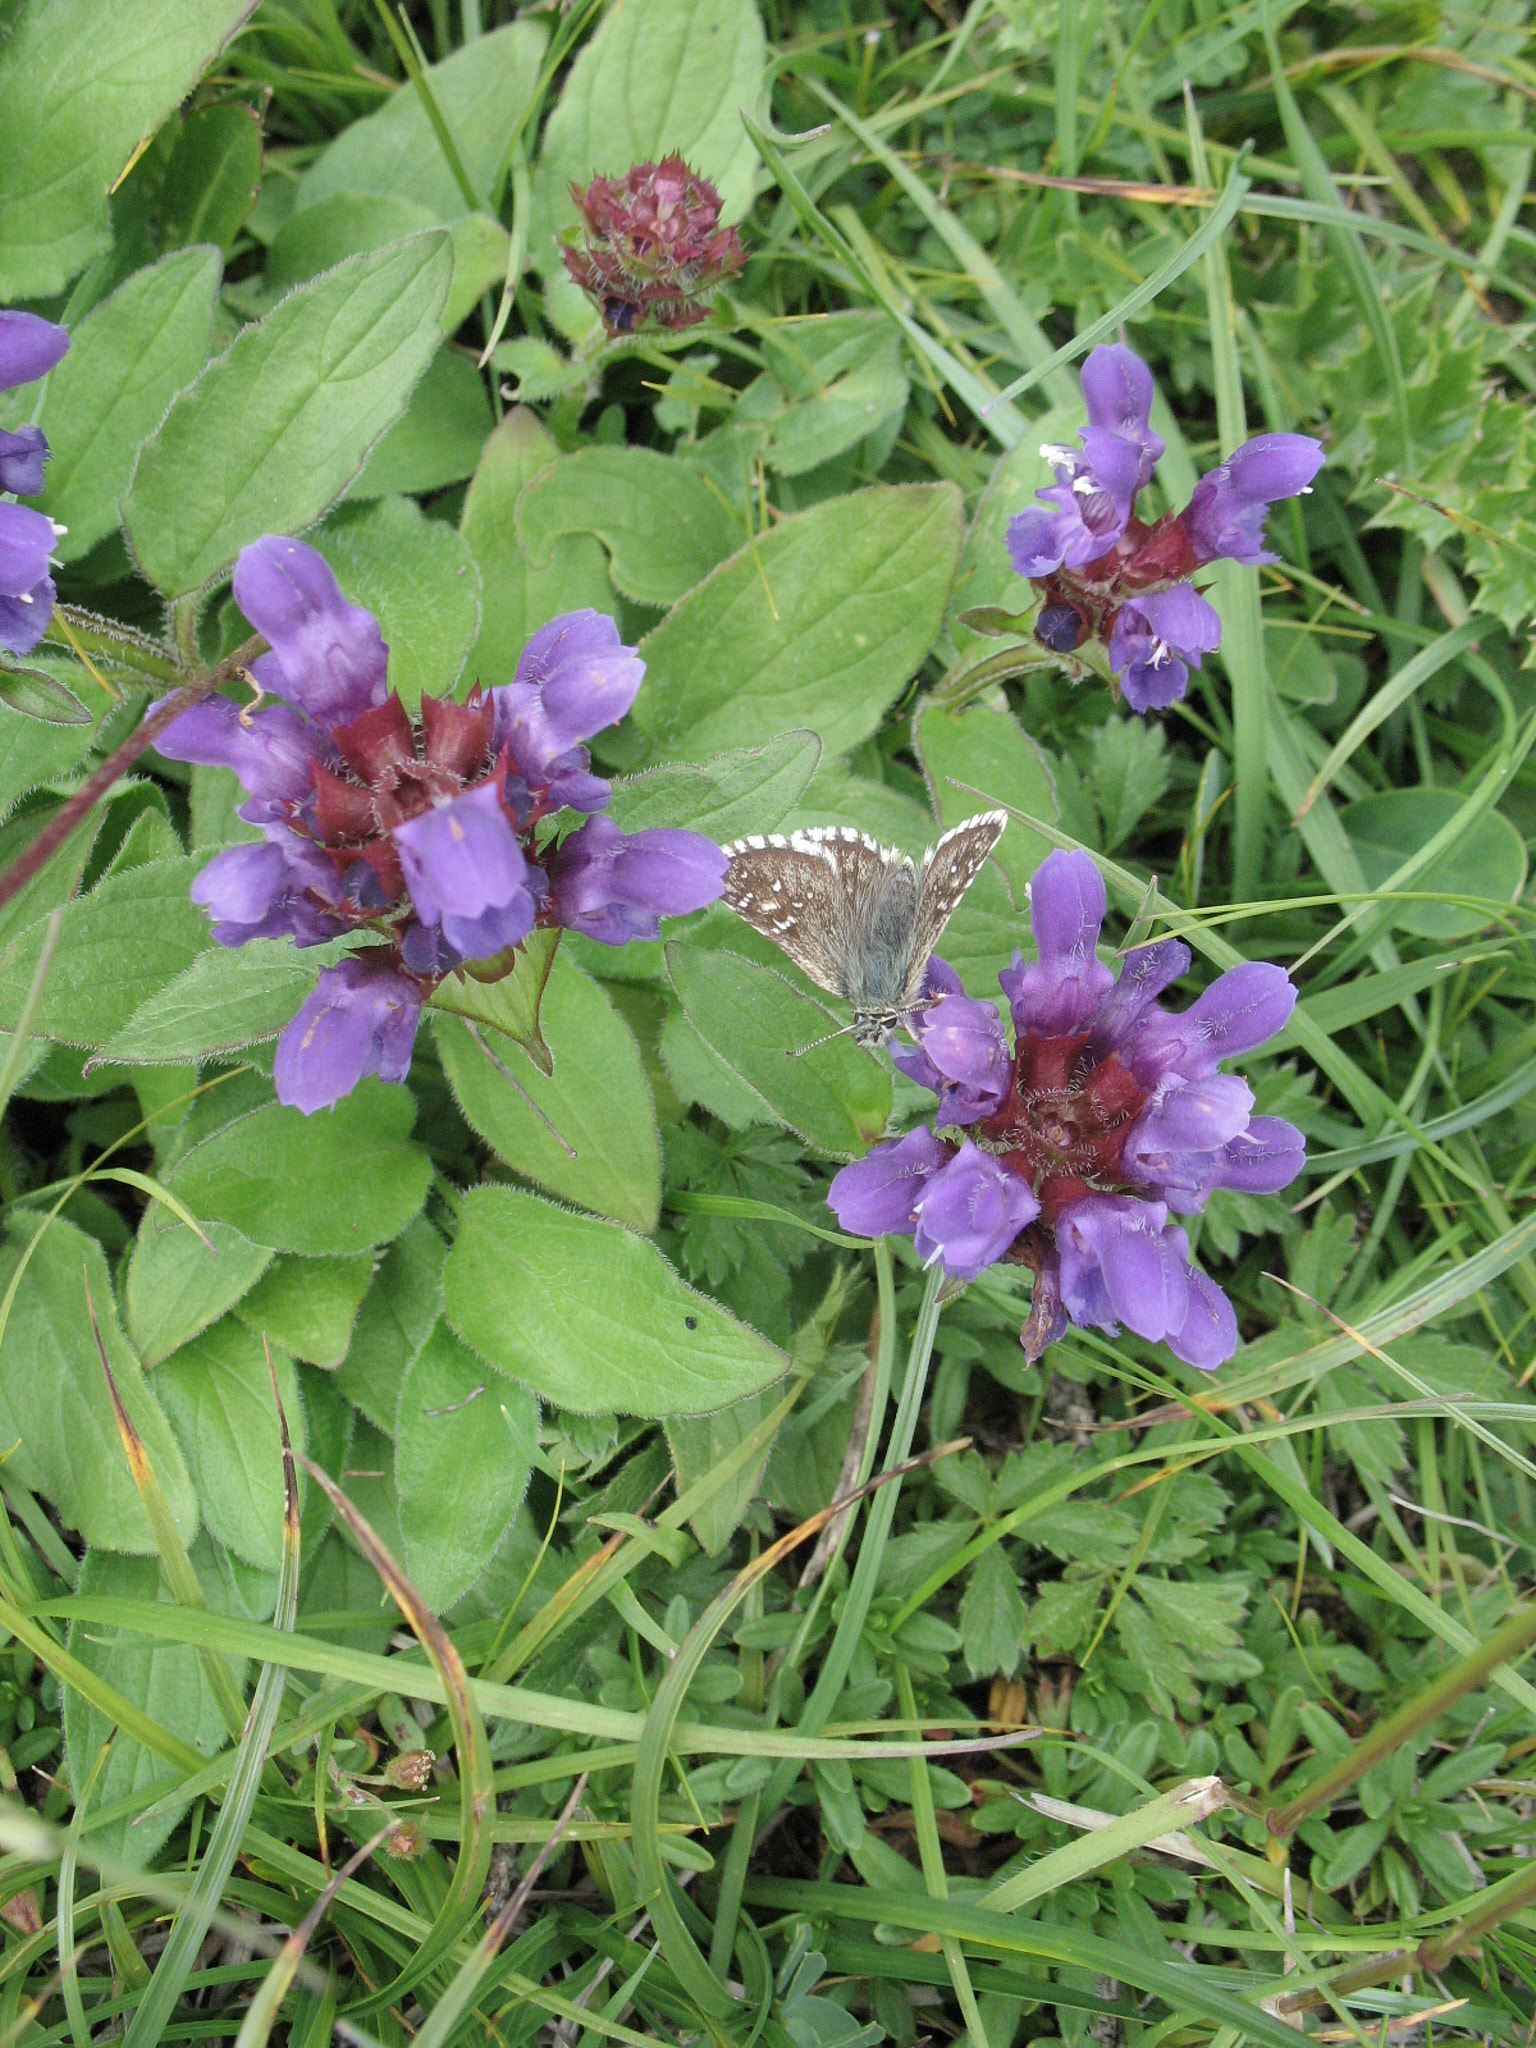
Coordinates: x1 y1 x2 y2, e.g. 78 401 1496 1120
1005 343 1324 715
826 847 1305 1371
1006 344 1165 580
1186 434 1325 567
561 154 746 334
1108 583 1223 713
157 536 725 1113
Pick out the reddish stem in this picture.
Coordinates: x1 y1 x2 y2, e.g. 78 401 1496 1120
0 636 264 917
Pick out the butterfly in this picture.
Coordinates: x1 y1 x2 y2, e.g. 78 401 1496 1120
720 810 1008 1048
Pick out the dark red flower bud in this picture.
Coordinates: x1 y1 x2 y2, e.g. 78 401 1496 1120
561 154 745 334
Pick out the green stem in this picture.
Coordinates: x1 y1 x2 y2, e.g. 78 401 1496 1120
896 1662 989 2048
1267 1597 1536 1837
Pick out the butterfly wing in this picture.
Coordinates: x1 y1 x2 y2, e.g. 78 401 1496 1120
904 810 1009 999
721 829 904 1000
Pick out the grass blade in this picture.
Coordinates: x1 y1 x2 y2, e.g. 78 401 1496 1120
121 1361 301 2048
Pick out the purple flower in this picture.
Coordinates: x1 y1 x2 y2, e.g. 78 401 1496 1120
152 692 337 825
0 500 63 656
392 779 536 962
913 1141 1040 1281
0 311 70 392
233 536 389 725
273 956 422 1114
0 426 48 497
546 813 726 944
191 837 347 948
890 959 1010 1127
493 611 644 775
828 1126 952 1237
1000 848 1113 1035
1108 583 1222 713
159 534 732 1113
1185 434 1325 568
1131 960 1297 1085
1006 345 1165 579
824 845 1305 1372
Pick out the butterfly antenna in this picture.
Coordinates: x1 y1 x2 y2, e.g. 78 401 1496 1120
786 1018 864 1058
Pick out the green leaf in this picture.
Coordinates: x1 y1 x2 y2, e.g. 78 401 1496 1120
0 0 257 298
0 855 218 1050
460 408 614 692
666 939 891 1160
153 1320 307 1574
100 933 343 1067
435 952 661 1231
126 1217 274 1368
25 249 221 564
236 1252 373 1369
63 1552 236 1868
754 312 909 478
0 700 97 822
532 0 765 259
958 1544 1027 1679
632 484 964 762
0 659 92 728
296 21 546 221
515 447 744 608
666 1386 781 1555
608 732 822 839
167 1079 432 1256
1341 788 1527 938
122 234 452 597
335 1217 446 1433
349 350 494 504
444 1186 787 1417
1089 718 1171 853
395 1320 537 1612
0 1216 197 1553
161 101 263 253
429 926 560 1075
1133 1574 1249 1655
310 496 481 711
262 195 509 334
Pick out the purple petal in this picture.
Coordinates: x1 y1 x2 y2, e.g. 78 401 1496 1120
0 425 49 497
912 1140 1039 1281
393 781 534 961
0 311 70 392
1167 1266 1238 1370
0 501 58 597
153 693 334 821
233 537 389 726
1080 343 1163 466
1128 584 1223 658
507 610 644 754
1001 848 1113 1036
1206 1115 1306 1197
1186 434 1325 567
0 576 54 655
1056 1194 1193 1343
828 1126 951 1238
1121 1074 1256 1205
190 835 348 948
900 990 1012 1126
1109 584 1222 715
274 956 422 1113
1132 961 1297 1083
1007 503 1080 581
547 815 724 945
1118 650 1189 714
1088 938 1191 1057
